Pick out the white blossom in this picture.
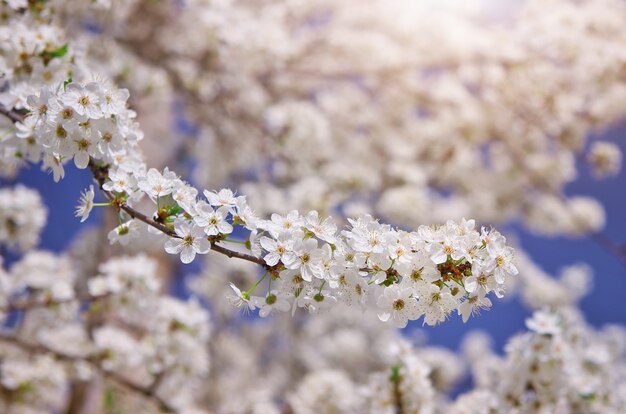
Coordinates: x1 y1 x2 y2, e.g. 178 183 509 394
377 285 420 328
74 185 94 223
164 220 211 264
526 310 562 336
107 219 141 246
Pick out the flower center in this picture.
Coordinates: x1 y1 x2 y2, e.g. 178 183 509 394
76 138 90 151
411 268 423 282
61 108 73 119
265 294 277 305
55 125 67 138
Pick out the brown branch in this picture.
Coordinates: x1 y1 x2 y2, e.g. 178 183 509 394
97 185 178 239
389 365 405 414
0 294 97 313
0 106 26 123
209 242 267 267
0 333 177 413
88 161 269 268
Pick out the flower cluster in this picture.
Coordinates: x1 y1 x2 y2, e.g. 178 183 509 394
231 308 626 414
0 354 67 414
77 116 520 325
0 252 211 413
182 248 626 414
588 141 623 179
454 308 626 413
11 80 141 182
248 306 626 414
89 255 211 382
97 149 519 325
0 3 144 181
0 185 47 252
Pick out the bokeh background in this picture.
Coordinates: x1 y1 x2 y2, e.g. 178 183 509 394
5 1 626 412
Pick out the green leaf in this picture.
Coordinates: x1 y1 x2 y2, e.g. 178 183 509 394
41 43 69 66
103 386 118 414
28 0 49 13
42 43 69 59
88 301 104 314
63 75 73 91
166 203 184 216
579 392 596 401
389 365 401 382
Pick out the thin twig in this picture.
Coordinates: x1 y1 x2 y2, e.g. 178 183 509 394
88 161 269 269
0 294 98 313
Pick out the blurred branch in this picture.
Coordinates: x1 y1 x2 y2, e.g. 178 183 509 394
390 365 405 414
0 293 99 313
0 106 26 123
0 333 177 413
